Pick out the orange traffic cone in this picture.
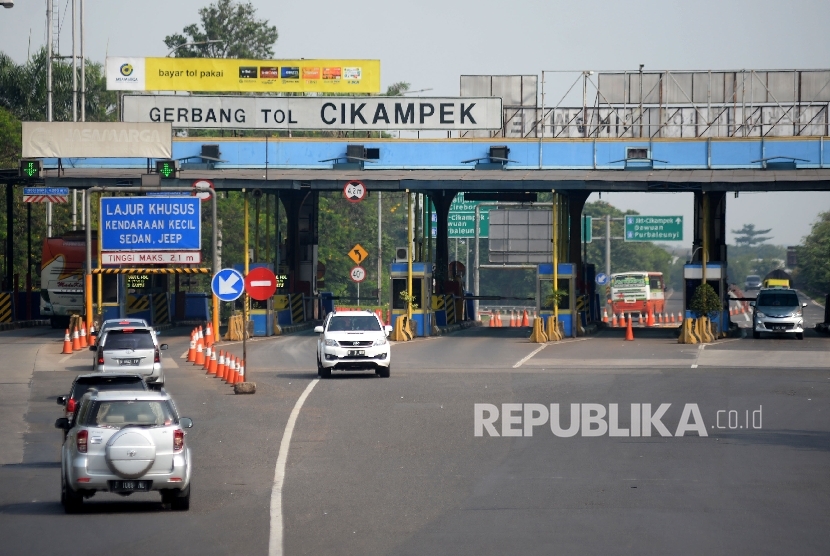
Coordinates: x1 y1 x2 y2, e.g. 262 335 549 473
489 312 495 327
611 313 618 327
678 311 683 322
670 312 676 324
227 358 237 384
72 327 81 351
195 340 205 366
638 313 644 326
217 351 226 380
658 312 664 324
625 314 635 341
521 310 529 327
204 323 213 347
62 329 73 354
203 346 212 371
207 347 217 375
88 323 96 347
511 311 517 327
79 321 88 348
187 330 196 362
647 308 655 327
237 360 245 383
602 307 609 324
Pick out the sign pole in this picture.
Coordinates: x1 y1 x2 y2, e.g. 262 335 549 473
243 190 249 374
407 190 412 321
211 188 220 346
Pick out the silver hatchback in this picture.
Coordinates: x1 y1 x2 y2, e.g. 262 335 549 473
751 288 807 340
55 390 193 512
92 326 167 387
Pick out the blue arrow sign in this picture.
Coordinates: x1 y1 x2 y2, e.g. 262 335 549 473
211 268 244 302
595 272 609 286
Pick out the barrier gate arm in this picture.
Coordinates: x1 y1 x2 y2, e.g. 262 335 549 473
84 185 219 335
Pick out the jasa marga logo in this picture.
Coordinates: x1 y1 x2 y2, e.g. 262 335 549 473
120 63 134 76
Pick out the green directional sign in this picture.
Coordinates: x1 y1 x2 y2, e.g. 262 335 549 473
435 193 492 238
624 215 683 242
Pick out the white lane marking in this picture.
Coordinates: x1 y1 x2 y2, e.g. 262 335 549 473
514 344 549 368
179 350 188 359
691 344 705 368
59 355 71 363
269 378 319 556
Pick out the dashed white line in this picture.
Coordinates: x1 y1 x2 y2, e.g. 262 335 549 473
691 344 705 368
269 378 319 556
513 344 549 368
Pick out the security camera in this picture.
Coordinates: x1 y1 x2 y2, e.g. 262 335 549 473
0 1 14 8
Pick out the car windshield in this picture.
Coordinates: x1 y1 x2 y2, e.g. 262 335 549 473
327 316 381 332
756 292 799 307
70 378 146 403
102 329 155 350
85 400 176 428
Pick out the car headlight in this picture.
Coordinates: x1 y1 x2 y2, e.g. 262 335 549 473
789 310 802 317
755 312 766 318
373 337 387 346
324 339 339 347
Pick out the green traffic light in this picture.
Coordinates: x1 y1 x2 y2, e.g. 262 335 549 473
159 162 174 178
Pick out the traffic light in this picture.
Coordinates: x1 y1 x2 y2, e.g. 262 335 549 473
19 159 42 179
155 159 179 179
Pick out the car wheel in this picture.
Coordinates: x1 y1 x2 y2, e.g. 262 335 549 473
752 325 761 339
169 485 190 511
797 332 804 340
317 355 323 372
318 365 331 378
61 472 84 514
377 365 390 378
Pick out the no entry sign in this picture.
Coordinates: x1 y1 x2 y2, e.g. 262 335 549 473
244 266 277 301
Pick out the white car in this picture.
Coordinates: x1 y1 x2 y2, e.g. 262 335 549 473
315 311 393 378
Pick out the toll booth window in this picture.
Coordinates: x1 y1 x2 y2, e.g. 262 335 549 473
127 274 150 293
251 298 268 310
102 274 118 304
540 279 570 310
392 278 422 310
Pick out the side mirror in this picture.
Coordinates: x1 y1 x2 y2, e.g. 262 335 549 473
803 303 808 307
89 345 97 351
749 301 755 307
54 417 70 431
160 344 168 350
57 396 67 405
179 417 193 429
90 330 97 336
314 326 324 334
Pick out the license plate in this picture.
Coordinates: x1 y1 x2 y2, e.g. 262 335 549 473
771 325 787 331
347 350 365 356
118 358 141 366
110 480 150 492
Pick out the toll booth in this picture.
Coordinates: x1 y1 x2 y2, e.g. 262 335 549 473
683 262 729 335
390 262 432 337
98 273 174 326
537 263 577 337
235 263 275 336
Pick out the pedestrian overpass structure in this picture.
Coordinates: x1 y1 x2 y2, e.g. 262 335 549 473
10 68 830 330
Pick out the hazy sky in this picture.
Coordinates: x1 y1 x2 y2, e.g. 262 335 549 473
2 0 829 248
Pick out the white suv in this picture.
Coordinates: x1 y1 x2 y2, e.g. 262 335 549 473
315 311 392 378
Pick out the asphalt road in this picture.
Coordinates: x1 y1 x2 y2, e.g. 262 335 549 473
1 294 828 555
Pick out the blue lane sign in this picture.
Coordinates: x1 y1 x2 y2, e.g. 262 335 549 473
100 197 201 252
595 272 609 286
23 187 69 196
212 268 244 302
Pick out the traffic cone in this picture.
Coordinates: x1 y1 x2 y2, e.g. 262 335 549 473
678 312 683 323
197 326 204 348
79 321 88 348
62 329 73 354
625 314 635 341
647 308 655 327
227 358 237 384
670 312 676 324
217 351 226 380
237 360 245 383
493 311 500 327
611 312 618 327
72 327 81 351
638 313 644 326
602 307 609 324
88 323 96 347
187 330 196 362
207 347 217 375
203 346 212 371
204 323 213 347
233 357 242 384
521 310 529 327
658 312 664 324
510 311 516 327
195 341 204 366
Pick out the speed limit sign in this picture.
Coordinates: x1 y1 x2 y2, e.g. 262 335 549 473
343 180 367 203
350 265 367 282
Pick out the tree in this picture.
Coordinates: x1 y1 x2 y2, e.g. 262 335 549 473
164 0 278 59
732 223 772 247
385 82 410 96
0 49 115 123
795 211 830 295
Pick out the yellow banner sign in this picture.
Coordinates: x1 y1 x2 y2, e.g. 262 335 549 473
107 57 381 94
